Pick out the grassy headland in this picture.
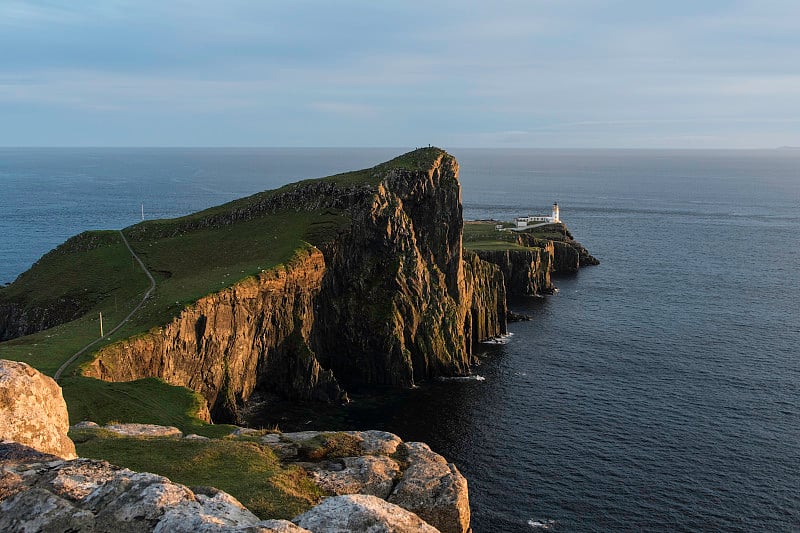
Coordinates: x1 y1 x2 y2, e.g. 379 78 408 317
0 148 449 430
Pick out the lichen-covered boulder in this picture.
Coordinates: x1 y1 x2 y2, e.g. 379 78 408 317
344 430 402 455
256 429 470 533
0 360 77 459
293 494 439 532
388 442 470 533
0 441 309 532
307 455 401 499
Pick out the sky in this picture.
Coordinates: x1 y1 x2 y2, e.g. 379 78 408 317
1 0 799 148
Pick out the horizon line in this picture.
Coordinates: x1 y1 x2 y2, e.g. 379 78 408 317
0 145 796 151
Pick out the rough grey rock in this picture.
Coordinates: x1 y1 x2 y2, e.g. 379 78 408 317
0 442 272 532
344 430 402 455
254 520 311 532
293 494 439 533
0 360 77 459
279 431 324 443
388 442 470 533
308 455 401 499
104 423 183 438
184 434 211 441
230 427 263 437
72 420 100 429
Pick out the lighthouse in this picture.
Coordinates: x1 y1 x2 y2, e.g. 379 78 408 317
551 202 560 223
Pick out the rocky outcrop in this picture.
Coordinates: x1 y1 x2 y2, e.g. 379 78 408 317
0 425 468 533
83 149 507 422
388 442 470 533
253 430 469 533
463 252 507 344
310 154 502 389
0 441 308 533
293 495 439 533
0 360 76 459
473 223 598 297
473 243 554 297
514 224 598 275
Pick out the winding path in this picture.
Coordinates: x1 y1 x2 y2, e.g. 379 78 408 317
54 230 156 382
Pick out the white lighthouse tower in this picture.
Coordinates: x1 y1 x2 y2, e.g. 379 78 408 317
551 202 560 223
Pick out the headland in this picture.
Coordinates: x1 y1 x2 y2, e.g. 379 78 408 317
0 147 596 530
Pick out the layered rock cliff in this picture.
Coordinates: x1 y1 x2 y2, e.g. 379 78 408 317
84 247 346 423
470 223 598 299
84 149 507 422
514 225 599 275
473 243 554 297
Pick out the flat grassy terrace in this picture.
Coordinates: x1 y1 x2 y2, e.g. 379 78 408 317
463 220 558 251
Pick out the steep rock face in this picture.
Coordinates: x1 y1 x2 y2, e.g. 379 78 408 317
0 299 85 343
463 252 507 345
552 241 581 274
473 243 554 297
85 247 346 423
514 225 598 276
84 150 507 420
255 429 469 533
312 156 502 387
0 360 77 459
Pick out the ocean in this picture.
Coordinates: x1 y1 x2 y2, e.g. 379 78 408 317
1 148 799 531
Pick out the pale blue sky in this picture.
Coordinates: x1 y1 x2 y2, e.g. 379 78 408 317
1 0 799 147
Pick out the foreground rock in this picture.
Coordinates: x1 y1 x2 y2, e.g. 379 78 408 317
294 494 439 533
0 360 76 459
250 430 469 533
0 442 309 533
388 443 470 533
0 358 469 531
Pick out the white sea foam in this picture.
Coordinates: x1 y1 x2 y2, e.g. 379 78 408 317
438 375 486 382
481 332 513 345
528 518 555 529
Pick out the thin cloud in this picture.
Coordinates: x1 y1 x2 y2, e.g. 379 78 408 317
309 102 380 118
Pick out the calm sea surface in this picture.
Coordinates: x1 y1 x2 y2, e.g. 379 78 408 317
1 148 799 531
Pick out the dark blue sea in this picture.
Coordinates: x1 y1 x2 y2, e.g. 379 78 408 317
1 148 799 532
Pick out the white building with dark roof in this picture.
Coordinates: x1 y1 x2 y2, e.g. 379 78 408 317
514 202 560 228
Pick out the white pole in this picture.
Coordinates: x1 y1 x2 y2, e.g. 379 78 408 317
141 203 144 221
99 312 104 338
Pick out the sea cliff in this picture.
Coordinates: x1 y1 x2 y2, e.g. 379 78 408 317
82 149 508 422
